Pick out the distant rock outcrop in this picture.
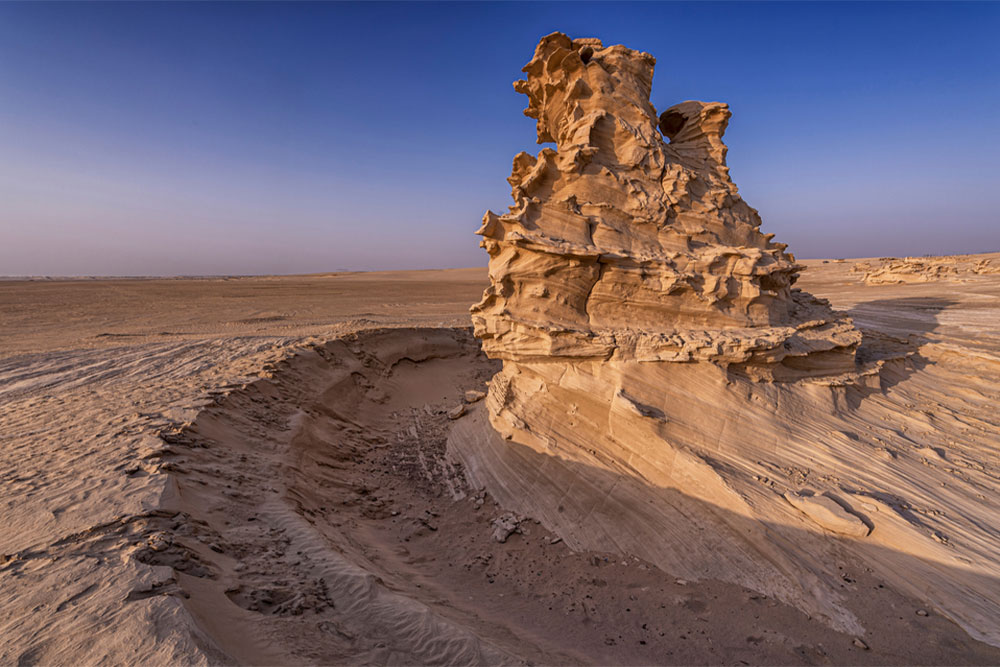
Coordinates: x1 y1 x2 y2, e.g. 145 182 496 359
853 255 1000 285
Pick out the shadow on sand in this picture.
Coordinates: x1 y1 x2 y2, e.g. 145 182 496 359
451 409 1000 663
845 297 958 397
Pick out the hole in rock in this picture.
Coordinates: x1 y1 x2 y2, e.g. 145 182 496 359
658 110 686 141
579 46 594 64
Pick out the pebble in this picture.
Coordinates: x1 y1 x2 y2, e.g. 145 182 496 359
447 405 466 420
464 390 486 403
853 639 869 650
916 609 928 616
491 512 521 543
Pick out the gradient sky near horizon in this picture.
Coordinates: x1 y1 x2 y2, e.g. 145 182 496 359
1 2 998 276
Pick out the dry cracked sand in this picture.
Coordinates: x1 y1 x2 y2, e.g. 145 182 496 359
1 257 999 665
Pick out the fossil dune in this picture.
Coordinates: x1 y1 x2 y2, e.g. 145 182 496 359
1 32 999 667
459 32 1000 647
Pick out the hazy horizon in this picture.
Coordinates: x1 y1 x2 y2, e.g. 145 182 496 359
2 1 998 276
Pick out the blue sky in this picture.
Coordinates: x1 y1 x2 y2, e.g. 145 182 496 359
1 1 997 275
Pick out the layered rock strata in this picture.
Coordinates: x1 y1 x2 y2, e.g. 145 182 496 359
454 32 1000 646
470 32 861 381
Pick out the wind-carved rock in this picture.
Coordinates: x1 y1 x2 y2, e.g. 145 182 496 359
471 32 861 381
452 32 1000 647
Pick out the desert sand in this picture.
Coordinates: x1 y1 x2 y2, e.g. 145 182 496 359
1 256 999 665
3 31 1000 667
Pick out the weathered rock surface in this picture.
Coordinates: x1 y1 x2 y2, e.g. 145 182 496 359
470 31 861 381
451 32 1000 647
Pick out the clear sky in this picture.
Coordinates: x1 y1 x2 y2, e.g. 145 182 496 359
1 1 997 276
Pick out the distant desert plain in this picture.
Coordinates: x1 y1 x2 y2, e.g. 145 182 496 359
2 253 1000 665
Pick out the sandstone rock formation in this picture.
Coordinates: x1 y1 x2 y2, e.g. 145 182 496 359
470 32 861 382
853 255 1000 285
451 32 1000 646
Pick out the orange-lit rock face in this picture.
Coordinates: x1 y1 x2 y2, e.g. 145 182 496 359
472 32 859 375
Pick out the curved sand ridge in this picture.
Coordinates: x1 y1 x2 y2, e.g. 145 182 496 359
463 32 1000 646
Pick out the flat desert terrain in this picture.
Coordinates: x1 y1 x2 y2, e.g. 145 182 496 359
2 255 999 665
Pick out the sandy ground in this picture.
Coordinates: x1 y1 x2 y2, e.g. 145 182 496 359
0 268 486 359
1 258 999 665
